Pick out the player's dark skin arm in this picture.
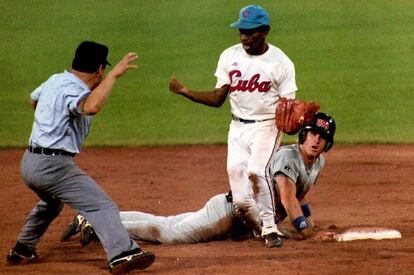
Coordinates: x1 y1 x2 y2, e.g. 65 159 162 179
169 75 229 107
276 174 314 238
31 100 37 110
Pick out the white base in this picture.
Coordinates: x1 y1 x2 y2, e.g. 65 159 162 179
334 227 402 242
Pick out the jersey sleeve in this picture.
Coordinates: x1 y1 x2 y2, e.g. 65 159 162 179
30 85 43 101
65 85 91 116
319 155 325 169
312 155 325 185
277 57 298 97
214 50 230 89
271 149 300 183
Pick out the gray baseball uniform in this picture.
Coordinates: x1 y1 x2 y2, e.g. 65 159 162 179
119 145 324 244
267 144 325 223
17 70 139 260
121 193 241 244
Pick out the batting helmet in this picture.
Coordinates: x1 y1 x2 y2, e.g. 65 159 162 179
298 112 336 152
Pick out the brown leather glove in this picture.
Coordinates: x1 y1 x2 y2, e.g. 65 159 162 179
275 97 320 135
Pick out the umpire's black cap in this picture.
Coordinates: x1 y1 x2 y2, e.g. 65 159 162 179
72 41 111 73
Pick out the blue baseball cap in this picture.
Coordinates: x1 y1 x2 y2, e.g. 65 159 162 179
229 4 270 29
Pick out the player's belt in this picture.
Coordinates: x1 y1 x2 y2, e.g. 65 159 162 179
231 114 274 124
28 146 76 157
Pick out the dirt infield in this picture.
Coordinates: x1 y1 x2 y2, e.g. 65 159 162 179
1 145 413 274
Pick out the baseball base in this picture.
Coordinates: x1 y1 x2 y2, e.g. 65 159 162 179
334 226 402 242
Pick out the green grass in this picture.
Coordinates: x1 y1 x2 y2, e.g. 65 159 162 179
1 1 413 147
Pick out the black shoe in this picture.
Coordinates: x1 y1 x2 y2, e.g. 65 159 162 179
277 227 293 239
263 232 283 248
109 248 155 274
80 221 99 246
230 217 252 241
60 214 85 242
6 242 38 265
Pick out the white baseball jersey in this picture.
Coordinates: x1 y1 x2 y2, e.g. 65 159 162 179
214 42 298 233
215 43 297 120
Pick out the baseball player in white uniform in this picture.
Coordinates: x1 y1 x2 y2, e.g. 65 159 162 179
61 112 336 245
169 4 297 247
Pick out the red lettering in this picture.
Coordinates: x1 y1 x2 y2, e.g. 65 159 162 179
229 70 272 93
239 80 249 91
248 74 259 92
316 119 329 130
229 70 241 92
258 81 271 92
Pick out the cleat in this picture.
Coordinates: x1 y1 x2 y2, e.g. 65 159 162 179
60 214 85 242
6 242 38 265
263 232 283 248
80 221 99 246
109 248 155 274
277 227 293 239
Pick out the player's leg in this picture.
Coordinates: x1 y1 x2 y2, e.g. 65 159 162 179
45 156 151 264
122 219 164 243
121 211 193 224
162 194 235 243
58 178 138 260
8 197 63 264
13 152 154 271
187 194 236 242
66 210 197 245
121 211 194 244
247 121 283 246
124 194 234 244
227 122 261 234
248 121 281 228
7 151 65 264
121 209 208 244
56 168 155 271
16 198 64 246
120 211 188 243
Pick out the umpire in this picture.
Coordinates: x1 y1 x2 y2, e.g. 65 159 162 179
6 41 155 274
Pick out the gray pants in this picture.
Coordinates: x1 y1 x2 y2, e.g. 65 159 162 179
121 194 236 244
18 150 138 260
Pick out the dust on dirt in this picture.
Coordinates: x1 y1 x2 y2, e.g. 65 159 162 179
1 145 413 274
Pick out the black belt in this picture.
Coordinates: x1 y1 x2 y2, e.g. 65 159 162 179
225 191 233 203
231 114 274 124
28 146 76 157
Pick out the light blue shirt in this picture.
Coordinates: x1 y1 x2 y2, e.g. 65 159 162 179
29 70 92 153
